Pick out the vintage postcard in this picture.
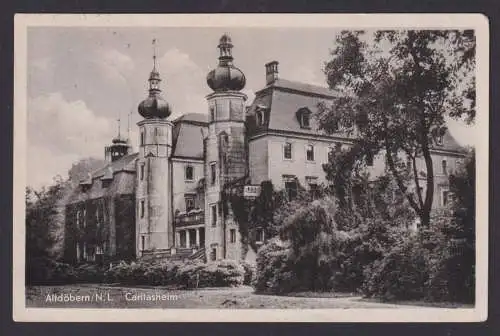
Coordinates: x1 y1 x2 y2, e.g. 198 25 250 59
13 13 488 322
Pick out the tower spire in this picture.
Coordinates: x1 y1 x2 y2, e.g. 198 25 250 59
117 117 121 138
152 38 158 72
127 110 131 139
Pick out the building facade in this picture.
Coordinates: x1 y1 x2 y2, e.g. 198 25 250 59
63 34 466 264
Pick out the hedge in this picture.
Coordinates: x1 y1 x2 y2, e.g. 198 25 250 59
26 259 246 289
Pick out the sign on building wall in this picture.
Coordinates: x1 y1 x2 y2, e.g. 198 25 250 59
243 185 261 198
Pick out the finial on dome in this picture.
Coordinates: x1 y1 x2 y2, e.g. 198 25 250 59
217 33 234 65
207 33 246 92
138 38 172 119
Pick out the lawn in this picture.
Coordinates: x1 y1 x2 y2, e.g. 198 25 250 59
26 284 474 309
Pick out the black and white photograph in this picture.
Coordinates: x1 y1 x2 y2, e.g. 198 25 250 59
13 14 488 322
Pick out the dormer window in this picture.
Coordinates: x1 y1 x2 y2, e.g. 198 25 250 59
256 110 264 126
301 114 310 128
296 107 312 129
436 135 444 146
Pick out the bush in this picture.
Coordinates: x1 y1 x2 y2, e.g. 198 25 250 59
241 261 256 286
362 233 429 301
26 257 76 285
254 238 299 294
74 263 106 283
104 260 150 285
424 212 475 303
176 260 245 288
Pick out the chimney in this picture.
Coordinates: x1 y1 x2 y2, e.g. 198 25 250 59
265 61 279 85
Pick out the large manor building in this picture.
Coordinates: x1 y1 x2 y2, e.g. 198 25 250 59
63 34 466 264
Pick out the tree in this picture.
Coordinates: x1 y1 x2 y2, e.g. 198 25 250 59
317 30 475 227
26 177 68 283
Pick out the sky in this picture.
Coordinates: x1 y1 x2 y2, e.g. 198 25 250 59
26 27 476 190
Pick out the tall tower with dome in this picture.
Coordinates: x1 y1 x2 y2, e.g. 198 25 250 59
204 33 248 261
135 40 174 257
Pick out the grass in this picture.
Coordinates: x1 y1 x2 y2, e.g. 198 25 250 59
26 284 474 309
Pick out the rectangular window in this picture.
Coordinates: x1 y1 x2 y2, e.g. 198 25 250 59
210 162 217 185
185 195 195 212
140 200 145 218
366 152 374 167
82 208 87 228
256 228 265 243
210 247 217 261
140 163 145 180
76 209 81 229
185 165 194 181
442 159 448 175
442 190 450 207
306 176 319 198
230 229 236 243
283 175 298 201
283 142 292 160
141 235 145 251
76 242 81 262
326 147 334 162
95 206 100 228
211 204 217 227
140 131 145 146
210 106 215 122
306 144 315 161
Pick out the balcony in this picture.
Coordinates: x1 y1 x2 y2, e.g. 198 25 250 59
174 208 205 228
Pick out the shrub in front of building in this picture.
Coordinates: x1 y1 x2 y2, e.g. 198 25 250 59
254 238 298 294
26 257 77 285
241 261 256 286
176 260 245 288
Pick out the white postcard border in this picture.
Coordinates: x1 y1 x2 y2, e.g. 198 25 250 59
13 13 489 322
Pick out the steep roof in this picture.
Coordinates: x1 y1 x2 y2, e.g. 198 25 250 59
173 113 209 125
66 170 136 204
91 153 138 178
65 153 138 204
248 77 465 153
247 79 352 140
433 129 465 153
257 78 338 99
172 113 208 159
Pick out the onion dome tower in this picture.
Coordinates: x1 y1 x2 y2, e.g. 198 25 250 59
204 33 248 261
138 47 171 119
135 39 174 257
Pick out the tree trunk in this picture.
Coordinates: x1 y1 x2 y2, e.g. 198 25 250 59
421 142 434 227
